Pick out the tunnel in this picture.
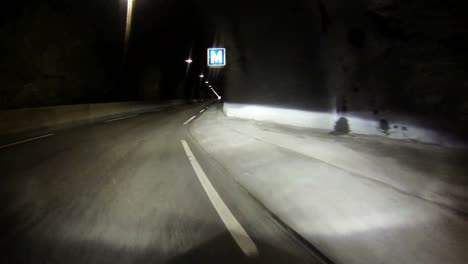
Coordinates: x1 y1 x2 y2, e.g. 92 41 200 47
2 1 468 119
3 0 468 138
0 1 468 264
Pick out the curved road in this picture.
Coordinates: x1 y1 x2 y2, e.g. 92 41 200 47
0 103 322 264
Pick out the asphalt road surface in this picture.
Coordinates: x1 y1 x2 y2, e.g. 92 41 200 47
0 103 324 264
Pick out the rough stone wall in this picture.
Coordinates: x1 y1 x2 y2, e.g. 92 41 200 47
0 0 127 109
210 0 468 127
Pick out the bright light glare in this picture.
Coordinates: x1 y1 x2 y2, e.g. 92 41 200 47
199 74 204 78
124 0 134 61
205 81 209 84
185 58 193 64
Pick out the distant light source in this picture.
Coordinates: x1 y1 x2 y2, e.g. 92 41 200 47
210 87 221 100
205 81 209 84
199 74 204 78
185 58 193 64
123 0 134 64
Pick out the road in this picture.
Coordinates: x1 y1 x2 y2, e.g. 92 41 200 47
0 103 322 264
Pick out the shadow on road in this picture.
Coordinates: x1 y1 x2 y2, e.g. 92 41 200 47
0 211 328 264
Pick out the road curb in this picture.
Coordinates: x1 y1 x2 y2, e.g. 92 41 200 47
234 183 335 264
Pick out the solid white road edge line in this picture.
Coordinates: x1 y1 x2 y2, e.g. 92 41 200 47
181 140 259 257
105 114 138 123
184 116 197 125
0 134 54 149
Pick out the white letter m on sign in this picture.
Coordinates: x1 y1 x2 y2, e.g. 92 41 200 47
210 50 223 64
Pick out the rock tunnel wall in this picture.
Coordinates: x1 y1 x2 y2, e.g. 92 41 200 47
206 0 468 139
0 1 127 109
0 0 208 110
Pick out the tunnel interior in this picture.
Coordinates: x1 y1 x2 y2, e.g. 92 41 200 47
1 1 468 263
1 0 468 137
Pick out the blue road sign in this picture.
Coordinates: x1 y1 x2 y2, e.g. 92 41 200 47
207 48 226 67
